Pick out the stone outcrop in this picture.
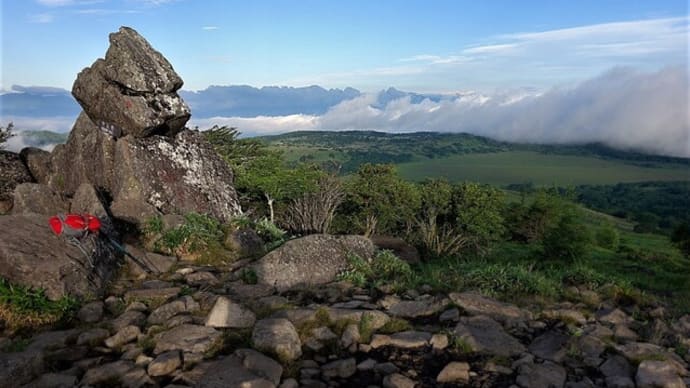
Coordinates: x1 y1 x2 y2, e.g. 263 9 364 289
30 26 243 225
0 214 119 300
72 26 190 138
253 234 375 291
0 150 33 214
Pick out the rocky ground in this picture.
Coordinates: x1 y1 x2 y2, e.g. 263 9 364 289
1 258 688 388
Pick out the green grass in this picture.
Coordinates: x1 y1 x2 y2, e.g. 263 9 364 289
396 152 690 186
0 278 79 334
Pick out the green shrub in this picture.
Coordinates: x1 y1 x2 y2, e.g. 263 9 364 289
337 250 415 290
596 224 620 250
149 212 224 255
0 278 79 333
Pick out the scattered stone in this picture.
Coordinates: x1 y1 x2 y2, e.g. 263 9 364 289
614 325 639 342
341 323 361 348
183 355 275 388
235 348 283 386
77 301 105 323
104 325 141 349
322 358 357 378
636 360 686 388
147 351 182 377
148 296 200 325
439 308 460 322
454 315 526 357
372 331 431 349
529 330 570 362
516 361 567 388
430 333 449 351
77 328 110 346
80 360 135 386
153 324 221 355
124 287 180 304
437 361 470 384
0 349 45 387
111 310 147 331
185 271 220 287
23 373 78 388
542 308 587 325
252 318 302 362
224 228 264 258
387 298 449 318
205 296 256 328
357 358 377 371
597 308 632 326
600 355 634 379
449 292 531 324
383 373 416 388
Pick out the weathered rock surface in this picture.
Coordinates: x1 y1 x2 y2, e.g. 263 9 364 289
110 129 242 223
72 26 190 138
153 324 221 355
11 183 67 215
224 228 264 258
19 147 51 184
0 150 33 214
636 360 686 388
205 296 256 328
449 291 532 324
370 235 420 264
184 355 275 388
253 234 375 291
0 214 119 300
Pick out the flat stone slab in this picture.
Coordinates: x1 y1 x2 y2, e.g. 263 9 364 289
449 292 532 324
453 315 526 357
153 324 221 355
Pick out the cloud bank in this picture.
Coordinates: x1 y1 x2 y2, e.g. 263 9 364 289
191 66 689 157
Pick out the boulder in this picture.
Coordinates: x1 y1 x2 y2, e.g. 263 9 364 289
72 26 190 138
0 214 119 300
19 147 52 184
224 228 264 258
636 360 686 388
183 355 275 388
251 318 302 362
253 234 375 291
0 150 33 214
11 183 68 215
449 292 532 324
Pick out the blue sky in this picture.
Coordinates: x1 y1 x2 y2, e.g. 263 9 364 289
1 0 687 92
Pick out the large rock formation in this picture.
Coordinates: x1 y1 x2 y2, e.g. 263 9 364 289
26 26 243 224
253 234 375 291
72 26 190 138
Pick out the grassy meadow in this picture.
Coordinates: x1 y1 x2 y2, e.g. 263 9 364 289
396 151 690 186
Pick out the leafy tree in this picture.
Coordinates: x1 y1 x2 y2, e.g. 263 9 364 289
342 163 420 236
204 125 322 223
0 123 15 150
414 180 505 259
451 182 506 254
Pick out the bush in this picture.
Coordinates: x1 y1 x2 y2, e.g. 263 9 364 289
338 250 415 290
284 174 344 235
595 224 620 250
542 212 592 262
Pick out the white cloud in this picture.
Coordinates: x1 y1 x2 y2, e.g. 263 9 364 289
202 26 218 30
29 13 55 23
36 0 75 6
198 66 690 158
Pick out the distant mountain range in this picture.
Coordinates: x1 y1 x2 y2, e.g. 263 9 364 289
0 84 477 120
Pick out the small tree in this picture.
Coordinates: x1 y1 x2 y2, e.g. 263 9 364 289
0 123 15 150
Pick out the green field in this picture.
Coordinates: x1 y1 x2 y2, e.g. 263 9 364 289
396 151 690 186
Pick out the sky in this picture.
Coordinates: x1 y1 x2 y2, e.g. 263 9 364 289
1 0 688 92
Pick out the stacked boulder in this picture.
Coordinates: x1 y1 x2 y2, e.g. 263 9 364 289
0 26 242 300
